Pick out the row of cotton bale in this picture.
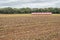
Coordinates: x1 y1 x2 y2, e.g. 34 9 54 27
32 12 52 15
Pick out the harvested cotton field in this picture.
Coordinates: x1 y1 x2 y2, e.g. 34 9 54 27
0 14 60 40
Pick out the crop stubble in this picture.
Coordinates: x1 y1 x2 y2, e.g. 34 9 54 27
0 15 60 40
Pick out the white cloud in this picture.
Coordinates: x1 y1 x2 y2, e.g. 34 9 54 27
0 0 60 8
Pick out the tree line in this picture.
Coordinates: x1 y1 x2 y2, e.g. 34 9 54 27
0 7 60 14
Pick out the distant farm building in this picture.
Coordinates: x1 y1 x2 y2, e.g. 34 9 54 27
32 12 52 15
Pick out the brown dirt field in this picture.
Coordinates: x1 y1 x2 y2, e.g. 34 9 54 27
0 15 60 40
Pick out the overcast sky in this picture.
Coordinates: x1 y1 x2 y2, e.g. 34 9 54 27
0 0 60 8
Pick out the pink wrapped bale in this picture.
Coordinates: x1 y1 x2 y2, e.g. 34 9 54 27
32 12 52 15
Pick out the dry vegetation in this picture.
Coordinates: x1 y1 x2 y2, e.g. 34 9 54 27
0 14 60 40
